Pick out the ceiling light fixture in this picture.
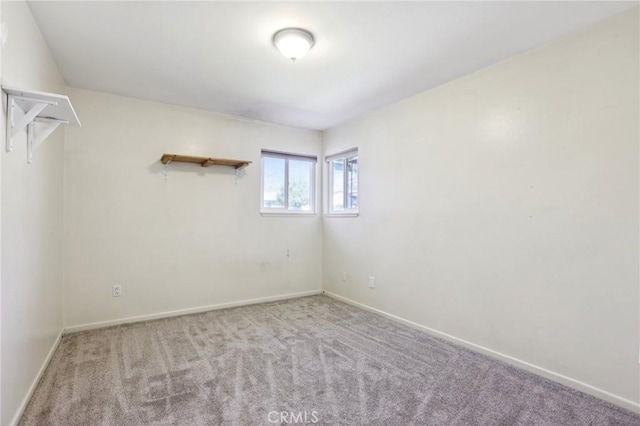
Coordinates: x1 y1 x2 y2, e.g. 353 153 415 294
273 28 314 62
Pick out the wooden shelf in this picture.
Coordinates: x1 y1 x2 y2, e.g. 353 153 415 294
161 153 251 169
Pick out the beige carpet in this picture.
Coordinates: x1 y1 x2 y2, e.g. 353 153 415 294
20 295 640 425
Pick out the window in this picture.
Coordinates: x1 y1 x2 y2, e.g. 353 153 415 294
327 148 358 215
261 150 316 214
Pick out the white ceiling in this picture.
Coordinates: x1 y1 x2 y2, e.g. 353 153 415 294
28 1 636 130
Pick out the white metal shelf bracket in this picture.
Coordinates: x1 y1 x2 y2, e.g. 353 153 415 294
163 159 172 181
7 96 57 145
3 86 81 163
27 117 68 163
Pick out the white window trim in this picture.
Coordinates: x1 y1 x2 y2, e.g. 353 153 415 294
325 212 359 218
326 148 358 216
261 150 317 215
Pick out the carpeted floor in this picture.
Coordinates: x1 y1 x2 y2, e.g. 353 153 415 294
20 295 640 425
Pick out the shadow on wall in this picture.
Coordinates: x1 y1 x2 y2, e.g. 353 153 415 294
147 160 249 179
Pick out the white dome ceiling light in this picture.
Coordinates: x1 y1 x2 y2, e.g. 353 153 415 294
273 28 314 62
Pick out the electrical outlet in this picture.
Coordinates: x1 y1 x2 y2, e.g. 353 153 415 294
368 277 375 289
113 285 122 297
341 271 347 282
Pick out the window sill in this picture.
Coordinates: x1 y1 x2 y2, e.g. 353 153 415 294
325 212 359 218
261 211 318 217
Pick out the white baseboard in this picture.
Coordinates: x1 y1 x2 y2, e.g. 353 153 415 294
64 289 323 334
11 329 63 426
322 290 640 414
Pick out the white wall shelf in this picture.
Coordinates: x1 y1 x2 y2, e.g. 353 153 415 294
3 86 81 163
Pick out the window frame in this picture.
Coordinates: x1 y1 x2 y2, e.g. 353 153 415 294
326 148 359 216
260 150 317 215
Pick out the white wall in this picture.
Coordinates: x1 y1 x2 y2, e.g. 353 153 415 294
63 89 323 329
0 3 4 423
323 9 639 409
1 1 66 424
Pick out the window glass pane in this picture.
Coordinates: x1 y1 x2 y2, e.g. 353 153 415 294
288 159 312 211
346 156 358 209
263 157 285 208
332 159 344 211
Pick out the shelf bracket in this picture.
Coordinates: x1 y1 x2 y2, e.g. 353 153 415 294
6 96 57 152
163 159 172 180
26 117 68 163
3 86 81 163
